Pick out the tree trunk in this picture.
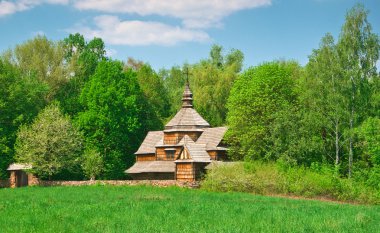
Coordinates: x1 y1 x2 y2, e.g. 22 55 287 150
335 122 340 166
348 81 355 178
348 116 353 178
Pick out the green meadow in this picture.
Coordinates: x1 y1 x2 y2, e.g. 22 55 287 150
0 185 379 233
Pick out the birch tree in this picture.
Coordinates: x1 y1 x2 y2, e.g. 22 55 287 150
337 4 379 177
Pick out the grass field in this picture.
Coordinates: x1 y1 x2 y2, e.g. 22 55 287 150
0 185 379 233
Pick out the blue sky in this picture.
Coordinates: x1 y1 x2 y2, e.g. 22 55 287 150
0 0 379 71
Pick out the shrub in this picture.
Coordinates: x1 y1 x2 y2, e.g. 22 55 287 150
201 161 380 204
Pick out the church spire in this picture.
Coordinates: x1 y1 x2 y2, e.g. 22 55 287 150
182 81 193 108
182 67 193 108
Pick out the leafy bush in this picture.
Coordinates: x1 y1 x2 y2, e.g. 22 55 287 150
201 161 380 204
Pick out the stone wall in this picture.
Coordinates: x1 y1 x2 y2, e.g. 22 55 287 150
38 180 200 188
28 173 39 186
0 179 200 189
0 180 9 188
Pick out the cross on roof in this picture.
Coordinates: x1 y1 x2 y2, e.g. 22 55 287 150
183 67 191 83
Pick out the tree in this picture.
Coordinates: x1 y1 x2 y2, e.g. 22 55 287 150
226 61 299 160
337 4 379 177
82 148 103 181
161 66 187 116
191 62 237 126
135 64 170 122
14 103 83 179
76 60 160 179
305 33 348 167
0 59 47 178
5 35 67 101
124 57 144 71
57 34 107 116
210 44 224 68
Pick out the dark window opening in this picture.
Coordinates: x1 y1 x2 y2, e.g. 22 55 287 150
166 150 175 159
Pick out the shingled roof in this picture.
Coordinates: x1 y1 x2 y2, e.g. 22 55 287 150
165 82 210 130
7 163 32 171
135 131 163 154
126 161 175 173
165 106 210 130
196 127 228 150
175 135 211 163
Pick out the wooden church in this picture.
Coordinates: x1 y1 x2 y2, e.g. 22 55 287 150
126 82 228 181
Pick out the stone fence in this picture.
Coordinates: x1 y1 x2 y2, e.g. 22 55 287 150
0 180 9 188
1 179 200 188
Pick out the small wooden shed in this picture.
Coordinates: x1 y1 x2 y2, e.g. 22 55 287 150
7 163 38 188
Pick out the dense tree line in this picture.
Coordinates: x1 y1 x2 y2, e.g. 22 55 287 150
0 4 378 185
227 5 380 188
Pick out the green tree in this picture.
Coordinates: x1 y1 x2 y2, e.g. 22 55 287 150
135 64 170 122
190 45 244 126
14 103 83 179
0 59 47 178
337 4 379 177
226 61 299 160
305 33 348 167
76 60 160 179
5 35 67 101
161 66 186 117
82 148 103 181
57 34 107 116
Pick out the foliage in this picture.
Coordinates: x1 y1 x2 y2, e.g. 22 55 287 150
0 59 47 178
304 33 348 166
356 117 380 166
3 35 67 101
14 103 83 179
135 64 171 121
161 65 187 117
226 61 299 160
81 148 103 181
76 60 160 179
161 45 243 126
0 186 379 232
336 4 379 176
57 33 107 116
202 162 380 204
191 45 244 126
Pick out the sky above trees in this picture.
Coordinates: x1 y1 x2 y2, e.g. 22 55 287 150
0 0 379 70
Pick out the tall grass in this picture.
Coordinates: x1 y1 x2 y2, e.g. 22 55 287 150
201 162 380 204
0 185 379 232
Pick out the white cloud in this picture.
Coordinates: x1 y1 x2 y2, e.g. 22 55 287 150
72 0 271 28
0 0 68 17
1 0 271 46
68 15 210 46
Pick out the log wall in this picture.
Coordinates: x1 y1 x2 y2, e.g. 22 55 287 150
176 162 195 181
207 150 228 161
136 154 156 161
163 132 202 145
156 147 182 161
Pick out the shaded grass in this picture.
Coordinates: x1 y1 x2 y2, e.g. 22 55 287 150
0 185 379 232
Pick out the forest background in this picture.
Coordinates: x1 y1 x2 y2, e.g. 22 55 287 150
0 5 379 200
